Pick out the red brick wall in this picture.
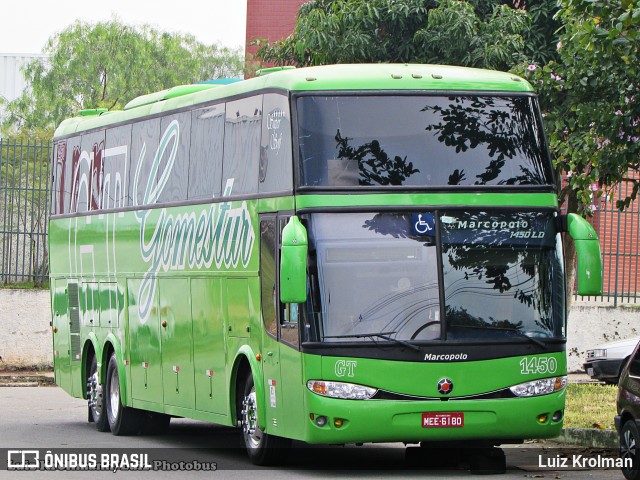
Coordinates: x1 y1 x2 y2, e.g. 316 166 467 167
245 0 306 64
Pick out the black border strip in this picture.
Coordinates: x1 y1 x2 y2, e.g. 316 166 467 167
49 190 293 220
300 339 566 362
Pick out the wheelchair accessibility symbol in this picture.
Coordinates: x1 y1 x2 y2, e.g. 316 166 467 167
412 213 435 236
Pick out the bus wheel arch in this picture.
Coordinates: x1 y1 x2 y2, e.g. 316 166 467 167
230 350 266 427
237 368 291 465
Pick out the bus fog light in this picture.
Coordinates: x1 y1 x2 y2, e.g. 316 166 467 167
307 380 377 400
552 410 563 422
315 416 328 427
334 418 344 428
509 376 567 397
537 413 549 424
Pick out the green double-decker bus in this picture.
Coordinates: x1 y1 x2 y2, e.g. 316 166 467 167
49 64 602 468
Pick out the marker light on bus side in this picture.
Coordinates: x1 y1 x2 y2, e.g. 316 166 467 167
307 380 378 400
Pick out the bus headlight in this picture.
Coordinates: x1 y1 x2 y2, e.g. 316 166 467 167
307 380 377 400
509 376 567 397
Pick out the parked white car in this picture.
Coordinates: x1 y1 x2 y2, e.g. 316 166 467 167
584 337 640 384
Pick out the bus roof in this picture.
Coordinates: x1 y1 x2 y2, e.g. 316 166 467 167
54 64 534 138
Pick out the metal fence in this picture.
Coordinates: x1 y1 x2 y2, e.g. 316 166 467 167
587 170 640 305
0 140 638 302
0 139 50 286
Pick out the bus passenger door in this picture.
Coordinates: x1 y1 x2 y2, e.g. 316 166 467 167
259 216 284 433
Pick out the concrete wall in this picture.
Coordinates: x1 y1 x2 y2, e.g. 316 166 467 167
0 289 51 368
0 289 639 371
567 300 640 372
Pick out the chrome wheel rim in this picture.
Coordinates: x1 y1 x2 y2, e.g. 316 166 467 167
88 370 103 420
108 366 120 422
241 388 262 449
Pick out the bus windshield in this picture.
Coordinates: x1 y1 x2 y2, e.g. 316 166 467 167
297 94 553 188
303 211 565 344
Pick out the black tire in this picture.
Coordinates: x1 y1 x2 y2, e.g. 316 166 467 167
87 355 109 432
239 373 291 465
105 353 144 436
469 447 506 475
405 446 462 468
621 419 640 480
141 412 171 435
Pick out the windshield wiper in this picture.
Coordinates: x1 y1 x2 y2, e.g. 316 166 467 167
451 325 547 349
323 332 422 352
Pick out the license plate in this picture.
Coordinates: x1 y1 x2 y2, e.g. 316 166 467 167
587 368 594 376
422 412 464 428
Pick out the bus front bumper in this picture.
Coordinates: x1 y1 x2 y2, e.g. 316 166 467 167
302 390 565 445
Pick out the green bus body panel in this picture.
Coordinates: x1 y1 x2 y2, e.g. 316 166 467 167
54 64 533 138
296 192 558 209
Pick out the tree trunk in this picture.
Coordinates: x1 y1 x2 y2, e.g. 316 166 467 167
563 192 579 313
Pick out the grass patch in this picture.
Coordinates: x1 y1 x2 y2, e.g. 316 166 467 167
564 383 617 430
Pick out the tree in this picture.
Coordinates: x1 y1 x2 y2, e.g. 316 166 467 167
255 0 558 71
516 1 639 214
514 0 639 296
2 18 244 135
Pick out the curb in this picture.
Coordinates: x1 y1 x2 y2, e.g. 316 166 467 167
0 372 55 387
552 428 618 449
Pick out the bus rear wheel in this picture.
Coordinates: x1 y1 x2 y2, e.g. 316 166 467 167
105 353 144 436
239 373 290 465
87 355 109 432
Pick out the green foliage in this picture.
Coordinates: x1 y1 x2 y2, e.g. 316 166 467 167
515 0 640 214
2 18 244 136
519 0 561 65
255 0 558 71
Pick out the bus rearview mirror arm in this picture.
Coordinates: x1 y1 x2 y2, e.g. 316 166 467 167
559 213 603 296
280 216 308 303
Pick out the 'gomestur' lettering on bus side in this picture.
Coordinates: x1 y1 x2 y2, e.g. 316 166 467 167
133 122 255 323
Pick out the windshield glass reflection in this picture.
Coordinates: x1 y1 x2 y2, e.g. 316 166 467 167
297 95 552 188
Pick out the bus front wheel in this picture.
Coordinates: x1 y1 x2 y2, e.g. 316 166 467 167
105 353 144 436
239 373 290 465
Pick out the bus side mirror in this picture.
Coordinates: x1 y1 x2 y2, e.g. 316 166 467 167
565 213 603 296
280 216 308 303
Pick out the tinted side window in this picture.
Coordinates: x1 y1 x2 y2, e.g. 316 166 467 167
157 113 191 204
130 119 160 206
104 125 132 210
629 345 640 377
260 217 278 339
189 104 225 200
79 131 106 212
222 96 262 196
259 94 293 194
66 136 81 214
51 141 67 215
